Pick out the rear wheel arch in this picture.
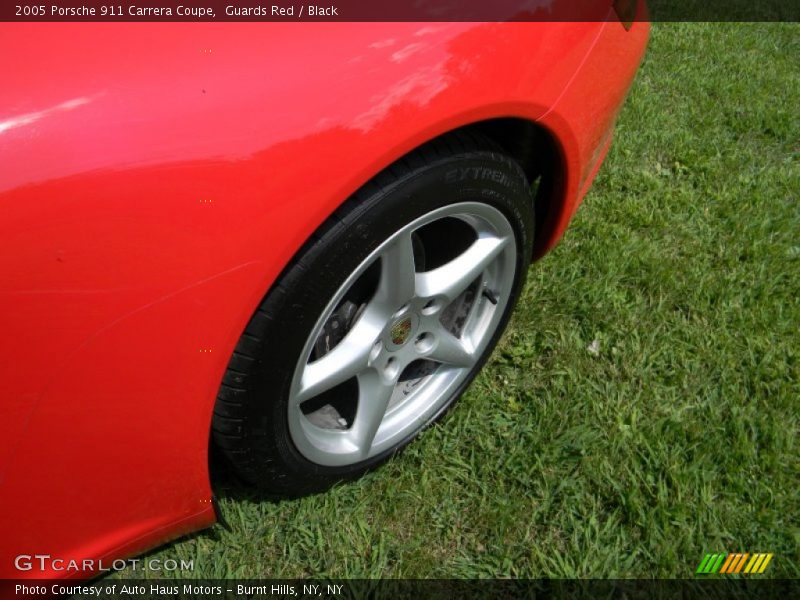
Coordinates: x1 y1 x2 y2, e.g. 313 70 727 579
210 128 540 495
208 118 568 490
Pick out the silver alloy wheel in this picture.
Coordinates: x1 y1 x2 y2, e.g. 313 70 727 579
287 202 517 466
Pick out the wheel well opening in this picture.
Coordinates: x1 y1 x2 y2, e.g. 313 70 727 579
447 118 564 259
208 117 565 490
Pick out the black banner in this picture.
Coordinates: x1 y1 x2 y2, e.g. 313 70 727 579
2 0 800 22
3 579 800 600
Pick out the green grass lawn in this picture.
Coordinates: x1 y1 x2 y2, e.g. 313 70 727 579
126 23 799 579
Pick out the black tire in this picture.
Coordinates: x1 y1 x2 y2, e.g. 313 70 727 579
212 131 535 496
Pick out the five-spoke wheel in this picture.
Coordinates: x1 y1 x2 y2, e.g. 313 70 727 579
212 133 534 495
289 203 517 466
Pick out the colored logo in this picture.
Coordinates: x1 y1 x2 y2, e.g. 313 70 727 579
390 317 413 346
696 553 773 575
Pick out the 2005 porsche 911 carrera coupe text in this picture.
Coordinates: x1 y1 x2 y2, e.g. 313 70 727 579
0 4 649 581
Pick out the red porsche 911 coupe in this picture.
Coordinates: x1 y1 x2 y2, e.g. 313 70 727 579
0 7 649 582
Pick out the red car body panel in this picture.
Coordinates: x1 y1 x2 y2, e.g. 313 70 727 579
0 14 648 580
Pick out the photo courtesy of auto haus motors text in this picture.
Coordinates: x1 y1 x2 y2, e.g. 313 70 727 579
15 583 344 598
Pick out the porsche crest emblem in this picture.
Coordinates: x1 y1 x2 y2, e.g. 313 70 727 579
390 317 413 346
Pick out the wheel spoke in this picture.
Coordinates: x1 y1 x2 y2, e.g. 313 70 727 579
416 235 509 302
427 328 475 368
295 313 382 404
376 232 417 309
351 368 396 456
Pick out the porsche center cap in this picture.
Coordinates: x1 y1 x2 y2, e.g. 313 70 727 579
390 317 413 346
